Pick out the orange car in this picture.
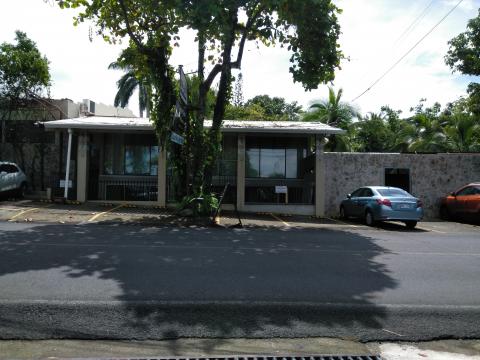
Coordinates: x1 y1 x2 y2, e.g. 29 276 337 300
440 183 480 221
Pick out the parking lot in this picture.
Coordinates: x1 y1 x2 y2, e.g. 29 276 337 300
0 199 478 235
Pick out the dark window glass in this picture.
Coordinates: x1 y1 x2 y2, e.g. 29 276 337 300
150 146 159 175
0 164 8 173
286 149 298 178
125 146 150 175
214 136 237 177
456 186 475 196
378 188 410 197
363 188 374 197
260 148 285 178
246 148 260 177
351 188 363 197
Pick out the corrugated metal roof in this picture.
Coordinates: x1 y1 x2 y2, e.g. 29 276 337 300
43 116 344 134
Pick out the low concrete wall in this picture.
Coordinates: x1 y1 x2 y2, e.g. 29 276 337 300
323 153 480 219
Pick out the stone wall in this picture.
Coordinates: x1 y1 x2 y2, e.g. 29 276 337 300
323 152 480 219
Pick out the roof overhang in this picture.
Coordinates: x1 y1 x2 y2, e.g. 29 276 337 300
43 116 345 135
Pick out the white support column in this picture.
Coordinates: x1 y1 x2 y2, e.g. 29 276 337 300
76 133 89 202
315 134 326 217
157 144 167 207
236 134 245 211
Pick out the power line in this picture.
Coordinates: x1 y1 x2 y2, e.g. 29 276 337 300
351 0 464 103
393 0 436 47
350 0 436 90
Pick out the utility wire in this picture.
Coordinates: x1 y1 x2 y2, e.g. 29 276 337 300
393 0 436 47
351 0 436 90
351 0 464 103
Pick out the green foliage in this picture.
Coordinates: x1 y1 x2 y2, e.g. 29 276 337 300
0 31 51 99
178 192 219 217
445 9 480 115
225 102 267 120
304 87 360 127
445 9 480 76
303 87 360 151
109 46 151 118
56 0 343 202
226 94 302 121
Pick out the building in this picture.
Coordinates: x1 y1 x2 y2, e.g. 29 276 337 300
0 98 134 192
43 116 480 218
44 116 342 217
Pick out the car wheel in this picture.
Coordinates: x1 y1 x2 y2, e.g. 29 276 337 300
440 205 450 220
365 210 375 226
16 182 27 198
405 220 417 229
339 206 347 219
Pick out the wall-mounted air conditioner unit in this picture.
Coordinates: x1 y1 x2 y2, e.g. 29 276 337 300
81 99 96 115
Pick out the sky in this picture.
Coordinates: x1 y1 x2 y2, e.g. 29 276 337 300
0 0 478 117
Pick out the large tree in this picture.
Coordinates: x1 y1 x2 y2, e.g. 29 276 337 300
57 0 343 204
0 30 52 187
445 9 480 114
0 30 51 102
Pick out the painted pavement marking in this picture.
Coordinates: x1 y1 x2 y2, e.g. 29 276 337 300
270 213 291 227
8 204 52 221
88 204 125 222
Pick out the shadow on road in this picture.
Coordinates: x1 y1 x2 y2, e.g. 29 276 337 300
0 222 397 343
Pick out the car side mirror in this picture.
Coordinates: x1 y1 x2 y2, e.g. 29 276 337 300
0 171 6 176
450 192 456 197
347 194 352 199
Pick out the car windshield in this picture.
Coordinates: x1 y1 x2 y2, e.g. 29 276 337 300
377 188 410 197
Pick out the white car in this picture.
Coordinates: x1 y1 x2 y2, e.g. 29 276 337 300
0 162 28 197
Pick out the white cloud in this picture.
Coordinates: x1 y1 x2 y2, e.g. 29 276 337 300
0 0 477 117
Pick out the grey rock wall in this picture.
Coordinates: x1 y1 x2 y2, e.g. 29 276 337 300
323 152 480 219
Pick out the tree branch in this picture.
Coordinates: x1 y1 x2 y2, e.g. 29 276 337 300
118 0 145 52
202 64 222 92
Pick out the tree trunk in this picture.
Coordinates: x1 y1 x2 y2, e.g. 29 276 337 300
203 12 238 192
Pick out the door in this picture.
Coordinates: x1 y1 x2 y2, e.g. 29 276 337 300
463 186 480 214
0 164 17 191
350 188 367 217
453 186 475 216
356 188 374 216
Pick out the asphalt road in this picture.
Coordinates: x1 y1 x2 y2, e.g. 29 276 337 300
0 219 479 341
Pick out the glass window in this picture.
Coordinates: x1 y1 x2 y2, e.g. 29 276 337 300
104 134 125 175
260 148 285 178
150 146 159 175
125 146 150 175
286 149 297 178
351 188 363 198
378 188 410 197
246 148 260 177
456 186 475 196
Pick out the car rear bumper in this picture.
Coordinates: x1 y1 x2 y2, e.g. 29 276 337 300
374 207 424 221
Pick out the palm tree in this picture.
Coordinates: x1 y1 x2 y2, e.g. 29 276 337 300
444 112 480 152
303 87 360 151
406 113 447 153
303 87 360 128
108 61 149 118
